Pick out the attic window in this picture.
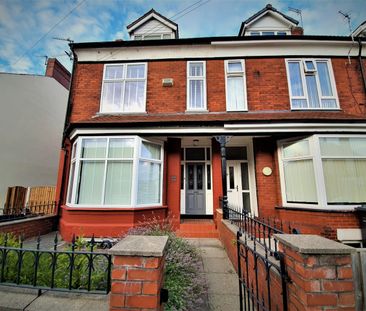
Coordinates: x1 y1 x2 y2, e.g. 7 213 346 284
250 31 288 36
133 33 173 40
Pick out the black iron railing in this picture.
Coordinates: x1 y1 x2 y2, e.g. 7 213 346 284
0 233 112 294
1 201 57 222
237 230 289 311
221 200 297 254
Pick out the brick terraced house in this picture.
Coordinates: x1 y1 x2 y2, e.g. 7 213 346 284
56 5 366 244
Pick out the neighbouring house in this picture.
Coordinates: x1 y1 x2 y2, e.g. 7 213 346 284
0 59 70 211
56 5 366 245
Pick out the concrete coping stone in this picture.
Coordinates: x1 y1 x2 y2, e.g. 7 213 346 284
274 234 356 255
108 235 168 257
0 215 57 227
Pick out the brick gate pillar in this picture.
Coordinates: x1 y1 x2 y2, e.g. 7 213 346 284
275 234 357 310
108 235 168 311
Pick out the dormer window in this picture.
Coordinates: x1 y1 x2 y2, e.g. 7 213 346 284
239 4 301 36
126 9 179 40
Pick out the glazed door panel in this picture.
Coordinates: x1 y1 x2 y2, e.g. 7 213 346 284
185 163 206 214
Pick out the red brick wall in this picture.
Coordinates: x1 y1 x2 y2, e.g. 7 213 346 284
59 206 167 242
69 57 366 123
0 216 58 239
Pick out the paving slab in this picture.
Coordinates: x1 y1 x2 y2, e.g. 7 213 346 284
202 257 236 274
208 294 240 311
26 292 108 311
186 238 240 311
0 286 38 311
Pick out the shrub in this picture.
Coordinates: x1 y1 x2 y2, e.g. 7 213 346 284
127 216 207 311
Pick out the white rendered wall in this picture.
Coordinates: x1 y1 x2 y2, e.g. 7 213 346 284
0 73 68 209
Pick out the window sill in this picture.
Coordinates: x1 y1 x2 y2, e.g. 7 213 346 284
62 205 167 212
95 112 147 117
185 109 209 114
290 108 342 111
275 205 358 213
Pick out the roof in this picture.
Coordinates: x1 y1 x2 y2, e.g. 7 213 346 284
126 8 178 35
70 34 362 51
352 20 366 37
69 111 366 129
238 3 299 36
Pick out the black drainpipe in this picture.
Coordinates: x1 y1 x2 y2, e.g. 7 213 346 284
358 37 366 96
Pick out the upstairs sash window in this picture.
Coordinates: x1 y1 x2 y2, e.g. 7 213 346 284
187 61 206 110
101 63 147 113
225 60 247 111
286 59 338 110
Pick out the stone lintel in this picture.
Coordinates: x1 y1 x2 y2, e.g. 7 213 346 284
108 235 168 257
274 234 356 255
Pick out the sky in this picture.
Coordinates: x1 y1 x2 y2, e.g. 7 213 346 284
0 0 365 75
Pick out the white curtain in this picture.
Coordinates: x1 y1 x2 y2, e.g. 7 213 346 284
317 62 332 96
227 76 244 111
102 82 122 112
284 160 318 203
77 161 104 204
124 81 144 111
108 138 134 158
141 142 160 159
323 159 366 203
104 161 133 205
81 139 107 158
189 80 203 109
137 161 161 204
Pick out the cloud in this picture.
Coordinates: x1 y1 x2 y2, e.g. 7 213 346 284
0 0 366 75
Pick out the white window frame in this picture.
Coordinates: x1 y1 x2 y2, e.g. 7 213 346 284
250 31 289 36
100 63 148 113
285 58 340 110
224 59 247 111
186 61 207 111
133 33 173 40
66 136 163 208
278 134 366 210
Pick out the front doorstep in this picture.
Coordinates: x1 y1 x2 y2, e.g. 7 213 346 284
180 214 213 219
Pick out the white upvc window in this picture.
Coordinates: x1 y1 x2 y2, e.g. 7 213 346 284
225 60 247 111
286 59 339 110
187 61 207 111
250 31 288 36
133 33 172 40
67 136 163 207
100 63 147 113
278 135 366 210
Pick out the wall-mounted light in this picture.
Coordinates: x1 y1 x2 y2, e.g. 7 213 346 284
162 78 174 87
193 139 199 146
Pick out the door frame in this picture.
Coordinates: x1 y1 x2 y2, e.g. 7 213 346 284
180 141 213 215
226 138 258 216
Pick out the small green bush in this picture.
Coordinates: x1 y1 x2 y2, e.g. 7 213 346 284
0 233 109 292
128 216 207 311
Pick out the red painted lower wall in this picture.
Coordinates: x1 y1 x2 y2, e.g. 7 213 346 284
0 216 58 239
59 206 167 242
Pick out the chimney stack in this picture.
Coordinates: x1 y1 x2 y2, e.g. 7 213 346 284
45 58 71 90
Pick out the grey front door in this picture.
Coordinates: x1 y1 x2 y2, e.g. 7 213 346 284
185 163 206 214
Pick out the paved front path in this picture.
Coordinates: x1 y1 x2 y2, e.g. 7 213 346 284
187 238 240 311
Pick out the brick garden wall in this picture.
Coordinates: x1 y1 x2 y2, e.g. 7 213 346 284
0 215 58 239
217 209 357 310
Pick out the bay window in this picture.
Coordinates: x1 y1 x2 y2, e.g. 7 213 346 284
225 60 247 111
286 59 339 110
278 135 366 209
187 61 206 110
100 63 147 113
67 136 163 207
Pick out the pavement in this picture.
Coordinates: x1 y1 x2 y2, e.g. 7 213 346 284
187 238 240 311
0 235 239 311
